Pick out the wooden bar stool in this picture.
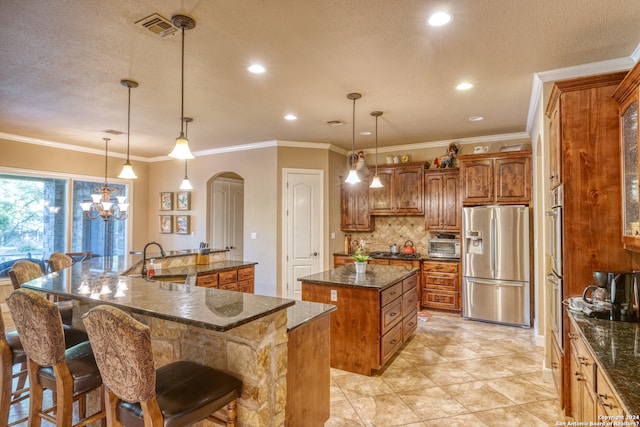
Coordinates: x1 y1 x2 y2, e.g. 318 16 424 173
83 305 242 427
0 306 89 426
6 288 105 427
9 259 74 325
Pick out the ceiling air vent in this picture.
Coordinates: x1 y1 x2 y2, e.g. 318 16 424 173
135 13 178 37
326 120 344 127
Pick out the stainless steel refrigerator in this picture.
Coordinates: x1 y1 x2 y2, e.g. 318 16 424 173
462 205 530 327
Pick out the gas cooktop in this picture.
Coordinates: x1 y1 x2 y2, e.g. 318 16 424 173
368 251 422 260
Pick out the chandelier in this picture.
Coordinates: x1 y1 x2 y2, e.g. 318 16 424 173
80 137 129 221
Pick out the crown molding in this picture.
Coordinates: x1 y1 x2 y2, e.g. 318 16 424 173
525 48 640 134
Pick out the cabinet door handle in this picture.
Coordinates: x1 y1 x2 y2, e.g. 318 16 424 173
389 339 399 345
390 312 398 317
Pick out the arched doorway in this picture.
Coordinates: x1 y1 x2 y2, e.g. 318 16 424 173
208 172 244 261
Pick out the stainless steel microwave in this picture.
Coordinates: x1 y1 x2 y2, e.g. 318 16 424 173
427 238 460 259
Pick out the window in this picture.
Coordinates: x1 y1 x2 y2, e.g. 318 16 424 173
0 172 130 276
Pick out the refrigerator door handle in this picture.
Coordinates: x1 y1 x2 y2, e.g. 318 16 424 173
490 216 496 274
467 278 524 287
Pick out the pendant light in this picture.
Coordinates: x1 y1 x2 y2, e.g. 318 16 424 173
118 79 139 179
345 92 362 184
369 111 384 188
168 15 196 159
179 117 194 190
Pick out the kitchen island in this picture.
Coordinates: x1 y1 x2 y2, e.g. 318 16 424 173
299 264 419 376
20 256 335 427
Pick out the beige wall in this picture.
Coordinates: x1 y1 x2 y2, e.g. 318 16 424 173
0 137 150 252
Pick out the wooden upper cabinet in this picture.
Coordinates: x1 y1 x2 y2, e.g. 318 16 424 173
613 62 640 250
548 101 562 189
368 169 394 214
340 175 374 232
459 151 531 205
369 162 426 215
425 169 460 231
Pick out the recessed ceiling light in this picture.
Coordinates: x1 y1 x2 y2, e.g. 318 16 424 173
456 82 474 91
284 114 297 121
248 64 266 74
360 131 372 136
469 116 484 122
428 12 452 26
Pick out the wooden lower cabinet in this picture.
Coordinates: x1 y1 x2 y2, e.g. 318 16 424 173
421 260 460 312
550 334 564 409
301 272 418 376
196 266 254 293
333 255 355 267
568 318 626 422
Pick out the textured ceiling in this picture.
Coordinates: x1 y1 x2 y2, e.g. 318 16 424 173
1 0 639 159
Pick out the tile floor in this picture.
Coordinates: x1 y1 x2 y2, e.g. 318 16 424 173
325 311 566 426
4 308 566 426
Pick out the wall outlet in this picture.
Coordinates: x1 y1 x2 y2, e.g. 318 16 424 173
330 289 337 302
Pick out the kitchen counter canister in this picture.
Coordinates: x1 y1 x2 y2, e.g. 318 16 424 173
569 311 640 416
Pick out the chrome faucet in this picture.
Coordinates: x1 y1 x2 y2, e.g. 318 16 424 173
141 241 166 277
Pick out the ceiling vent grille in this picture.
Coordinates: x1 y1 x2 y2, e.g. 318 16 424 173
135 13 178 37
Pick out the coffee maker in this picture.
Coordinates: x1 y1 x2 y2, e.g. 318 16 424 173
582 271 640 322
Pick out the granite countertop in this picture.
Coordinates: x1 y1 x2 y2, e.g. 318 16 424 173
286 300 336 332
569 311 640 415
20 257 294 332
298 264 418 290
333 252 460 262
149 260 259 278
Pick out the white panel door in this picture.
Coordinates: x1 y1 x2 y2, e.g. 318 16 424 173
211 178 244 260
285 170 323 300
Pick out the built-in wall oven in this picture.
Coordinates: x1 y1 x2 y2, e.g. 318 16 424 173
546 184 563 347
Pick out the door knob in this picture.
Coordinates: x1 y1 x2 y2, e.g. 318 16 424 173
313 252 318 256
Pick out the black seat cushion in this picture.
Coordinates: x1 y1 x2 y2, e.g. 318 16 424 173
38 341 102 396
117 360 242 427
7 325 88 365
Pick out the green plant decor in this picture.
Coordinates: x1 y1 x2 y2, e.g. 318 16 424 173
352 249 371 263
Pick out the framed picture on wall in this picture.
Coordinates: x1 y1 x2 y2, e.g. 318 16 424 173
176 191 191 210
159 215 173 233
175 215 190 235
159 192 174 211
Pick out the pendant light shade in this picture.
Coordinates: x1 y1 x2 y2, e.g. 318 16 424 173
179 117 194 190
345 92 362 184
369 111 383 188
168 15 196 160
118 79 138 179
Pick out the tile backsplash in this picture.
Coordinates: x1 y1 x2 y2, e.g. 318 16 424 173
347 217 433 254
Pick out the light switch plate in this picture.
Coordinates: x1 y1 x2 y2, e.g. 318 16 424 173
330 289 337 301
251 232 257 239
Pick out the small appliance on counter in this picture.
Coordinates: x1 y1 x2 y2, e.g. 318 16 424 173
427 236 460 259
580 271 640 322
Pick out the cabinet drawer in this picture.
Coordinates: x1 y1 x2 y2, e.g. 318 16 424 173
368 259 390 265
402 273 418 293
423 290 459 310
333 256 355 267
381 321 403 365
238 267 254 281
422 261 458 274
573 335 595 386
402 287 418 315
219 270 238 285
423 272 457 289
596 368 625 417
219 282 236 291
381 282 403 307
390 260 420 269
381 297 403 334
196 273 218 288
402 309 417 340
237 280 254 294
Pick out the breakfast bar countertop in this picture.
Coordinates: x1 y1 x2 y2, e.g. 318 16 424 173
19 256 294 332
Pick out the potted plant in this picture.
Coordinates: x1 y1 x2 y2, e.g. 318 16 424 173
352 249 370 274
